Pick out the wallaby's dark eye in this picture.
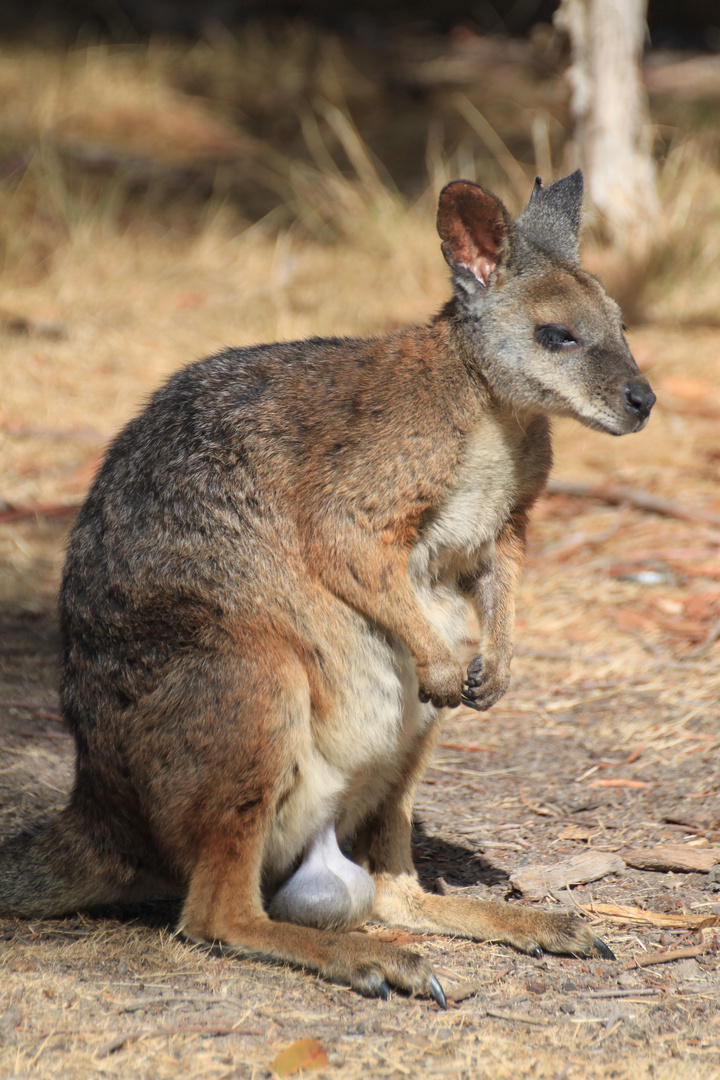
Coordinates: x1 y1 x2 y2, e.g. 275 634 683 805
535 324 577 350
621 322 629 332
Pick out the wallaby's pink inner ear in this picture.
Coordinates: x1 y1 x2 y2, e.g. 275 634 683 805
437 181 508 287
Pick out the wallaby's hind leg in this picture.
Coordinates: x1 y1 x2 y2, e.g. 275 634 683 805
354 717 614 960
171 646 445 1003
178 799 445 1003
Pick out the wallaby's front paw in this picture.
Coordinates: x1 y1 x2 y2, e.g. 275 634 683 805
461 655 510 711
417 658 463 709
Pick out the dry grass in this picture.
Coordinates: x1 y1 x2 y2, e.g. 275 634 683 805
1 26 720 1080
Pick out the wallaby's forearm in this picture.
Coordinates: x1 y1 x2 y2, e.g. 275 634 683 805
304 519 463 709
460 510 528 710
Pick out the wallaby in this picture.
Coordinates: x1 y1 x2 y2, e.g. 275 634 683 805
0 171 654 1006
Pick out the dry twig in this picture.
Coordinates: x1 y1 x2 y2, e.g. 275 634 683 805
545 479 720 526
0 502 82 524
95 1024 264 1058
621 945 707 971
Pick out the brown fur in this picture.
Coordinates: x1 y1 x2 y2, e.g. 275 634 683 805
0 172 654 1003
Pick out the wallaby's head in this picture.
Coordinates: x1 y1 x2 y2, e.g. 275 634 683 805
437 171 655 435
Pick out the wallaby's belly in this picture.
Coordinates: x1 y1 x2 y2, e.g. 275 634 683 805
262 567 471 888
261 606 430 886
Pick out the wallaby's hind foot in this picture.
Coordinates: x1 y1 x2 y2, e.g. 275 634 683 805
184 918 446 1005
372 873 615 961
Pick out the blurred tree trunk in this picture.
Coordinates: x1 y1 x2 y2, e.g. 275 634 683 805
555 0 658 230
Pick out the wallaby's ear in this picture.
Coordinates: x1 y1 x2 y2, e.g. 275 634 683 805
437 181 510 289
516 170 584 264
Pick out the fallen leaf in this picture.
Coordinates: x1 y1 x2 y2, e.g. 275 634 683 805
588 779 650 789
270 1038 327 1077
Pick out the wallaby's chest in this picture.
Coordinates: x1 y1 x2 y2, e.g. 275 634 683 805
412 411 550 580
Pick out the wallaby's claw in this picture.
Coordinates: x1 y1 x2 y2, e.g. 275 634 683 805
532 945 544 960
592 936 616 961
378 980 391 1001
416 658 464 710
466 656 484 682
429 975 447 1010
461 655 510 711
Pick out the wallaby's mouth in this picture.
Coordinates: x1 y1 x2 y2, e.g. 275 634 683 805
570 394 655 436
575 376 656 437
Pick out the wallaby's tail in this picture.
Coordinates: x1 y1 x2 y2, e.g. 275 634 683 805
0 805 127 918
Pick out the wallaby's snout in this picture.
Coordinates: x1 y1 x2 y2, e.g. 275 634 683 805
623 377 655 428
576 330 655 435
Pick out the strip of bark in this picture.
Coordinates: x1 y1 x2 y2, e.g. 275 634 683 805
580 902 719 930
510 851 624 900
577 987 661 999
545 479 720 526
622 844 720 874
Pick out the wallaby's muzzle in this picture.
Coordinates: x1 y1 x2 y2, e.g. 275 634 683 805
623 378 656 428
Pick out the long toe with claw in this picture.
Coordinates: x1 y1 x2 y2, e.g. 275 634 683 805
592 936 616 960
429 975 447 1010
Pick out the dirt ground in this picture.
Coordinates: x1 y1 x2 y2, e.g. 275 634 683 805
2 26 720 1080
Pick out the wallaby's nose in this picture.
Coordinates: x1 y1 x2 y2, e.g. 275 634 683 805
623 380 656 421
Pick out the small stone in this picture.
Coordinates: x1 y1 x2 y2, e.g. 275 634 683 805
448 981 477 1003
117 961 129 976
559 1001 575 1014
562 981 577 992
673 959 702 980
525 978 547 994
